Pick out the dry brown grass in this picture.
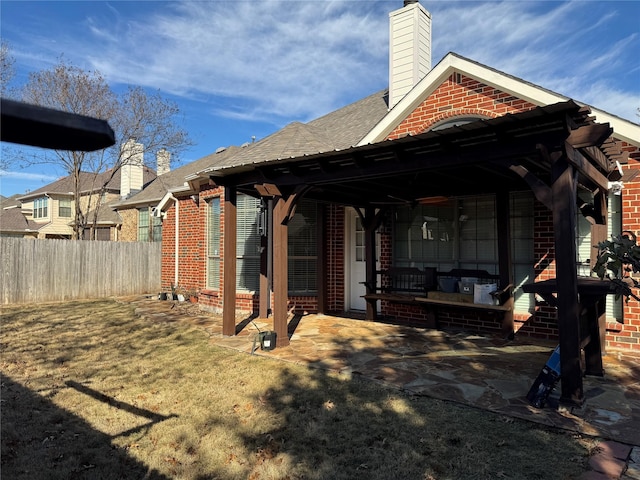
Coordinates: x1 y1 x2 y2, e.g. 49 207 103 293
1 299 595 479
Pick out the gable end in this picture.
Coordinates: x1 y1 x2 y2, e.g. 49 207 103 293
387 73 538 139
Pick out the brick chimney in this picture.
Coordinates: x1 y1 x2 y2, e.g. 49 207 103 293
120 138 144 199
156 148 171 176
389 0 432 108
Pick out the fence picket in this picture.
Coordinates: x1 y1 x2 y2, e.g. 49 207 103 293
0 238 161 304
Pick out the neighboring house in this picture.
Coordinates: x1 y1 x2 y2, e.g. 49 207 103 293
0 194 40 238
0 148 157 239
113 146 241 245
148 1 639 360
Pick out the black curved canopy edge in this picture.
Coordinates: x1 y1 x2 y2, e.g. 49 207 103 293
1 98 115 151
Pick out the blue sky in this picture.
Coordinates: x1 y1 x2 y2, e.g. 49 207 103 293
1 0 639 197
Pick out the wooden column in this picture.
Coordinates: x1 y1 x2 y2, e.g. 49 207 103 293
590 190 609 356
364 206 378 321
259 199 272 319
222 187 237 337
272 197 290 347
316 203 328 314
496 190 514 338
551 156 583 405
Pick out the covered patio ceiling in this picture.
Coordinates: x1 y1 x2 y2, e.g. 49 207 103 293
205 101 626 208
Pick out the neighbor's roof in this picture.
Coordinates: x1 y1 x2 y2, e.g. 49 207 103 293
0 201 40 232
113 145 243 207
19 166 156 201
85 198 123 225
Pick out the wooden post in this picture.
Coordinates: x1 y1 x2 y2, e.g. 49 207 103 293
551 157 583 405
364 206 378 321
582 293 606 376
222 187 237 336
272 198 290 347
590 190 609 357
316 203 328 314
496 190 514 338
259 199 271 319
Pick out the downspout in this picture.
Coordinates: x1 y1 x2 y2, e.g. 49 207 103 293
173 194 179 287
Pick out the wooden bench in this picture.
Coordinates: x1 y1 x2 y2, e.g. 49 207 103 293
362 267 514 336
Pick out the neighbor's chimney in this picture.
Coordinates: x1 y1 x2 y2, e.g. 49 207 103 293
389 0 431 108
120 138 144 199
156 148 171 176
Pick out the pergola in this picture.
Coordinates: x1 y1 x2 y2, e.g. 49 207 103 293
204 101 627 406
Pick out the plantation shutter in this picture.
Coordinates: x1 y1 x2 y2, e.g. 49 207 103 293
236 194 261 292
207 197 221 289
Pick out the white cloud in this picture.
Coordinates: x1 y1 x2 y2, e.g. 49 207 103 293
0 170 59 182
5 1 639 124
82 1 388 123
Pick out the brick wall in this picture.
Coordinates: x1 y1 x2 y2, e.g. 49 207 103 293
119 208 138 242
181 188 329 316
325 205 345 312
610 145 640 351
387 73 537 139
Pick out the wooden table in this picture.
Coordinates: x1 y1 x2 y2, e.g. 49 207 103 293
523 277 616 380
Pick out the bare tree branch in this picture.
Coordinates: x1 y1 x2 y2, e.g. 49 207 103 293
20 60 192 239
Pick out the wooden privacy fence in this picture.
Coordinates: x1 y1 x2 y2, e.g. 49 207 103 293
0 238 161 304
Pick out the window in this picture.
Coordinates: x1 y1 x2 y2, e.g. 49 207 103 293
236 194 261 292
151 215 162 242
138 208 149 242
510 192 535 313
288 200 318 294
33 197 48 219
393 192 535 312
206 196 319 294
394 196 498 273
207 197 221 289
59 198 71 218
83 227 111 241
430 116 487 131
138 207 162 242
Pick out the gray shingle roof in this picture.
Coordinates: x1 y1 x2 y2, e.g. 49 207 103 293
113 145 243 207
19 166 156 200
0 204 40 232
199 89 389 174
118 89 389 206
86 198 123 225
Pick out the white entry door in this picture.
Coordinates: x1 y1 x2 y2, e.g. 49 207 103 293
346 209 380 311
